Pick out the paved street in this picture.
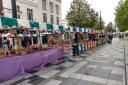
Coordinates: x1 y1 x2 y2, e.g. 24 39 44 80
124 38 128 85
2 38 127 85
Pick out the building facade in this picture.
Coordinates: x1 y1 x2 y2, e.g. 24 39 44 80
62 19 68 29
2 0 62 25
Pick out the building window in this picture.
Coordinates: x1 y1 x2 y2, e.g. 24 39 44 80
50 15 54 24
17 6 20 19
56 5 59 15
56 17 59 25
27 8 33 20
43 13 47 23
42 0 47 11
49 2 53 13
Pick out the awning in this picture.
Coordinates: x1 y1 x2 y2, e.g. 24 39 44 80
79 28 82 32
59 25 64 31
81 28 85 32
85 29 88 32
73 27 79 32
1 17 18 29
88 29 92 33
0 17 102 34
29 21 39 29
70 27 86 33
54 24 59 31
39 23 47 30
73 27 77 32
76 27 79 32
69 27 73 32
17 19 30 28
47 24 53 30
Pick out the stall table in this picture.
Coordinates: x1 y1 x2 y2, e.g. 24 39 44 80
0 47 64 82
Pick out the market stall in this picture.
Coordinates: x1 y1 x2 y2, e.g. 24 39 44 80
0 17 65 82
0 16 106 82
68 27 100 54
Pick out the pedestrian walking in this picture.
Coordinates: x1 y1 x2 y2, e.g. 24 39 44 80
108 33 113 44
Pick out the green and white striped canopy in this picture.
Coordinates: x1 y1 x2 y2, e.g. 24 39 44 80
0 17 64 31
17 19 30 28
0 17 18 29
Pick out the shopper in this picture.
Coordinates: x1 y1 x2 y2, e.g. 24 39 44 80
108 34 113 43
72 40 76 56
3 37 10 55
6 38 10 49
48 36 55 47
74 33 79 55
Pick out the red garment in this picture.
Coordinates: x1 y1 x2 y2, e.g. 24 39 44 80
48 39 54 46
6 39 10 46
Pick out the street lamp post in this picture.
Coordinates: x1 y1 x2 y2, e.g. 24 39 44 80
11 0 17 18
0 0 3 16
100 11 102 31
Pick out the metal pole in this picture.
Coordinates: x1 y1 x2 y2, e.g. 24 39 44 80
11 0 17 18
122 12 128 85
0 0 3 16
123 39 127 85
99 11 102 44
100 11 102 31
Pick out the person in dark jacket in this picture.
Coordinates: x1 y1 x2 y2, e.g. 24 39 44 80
108 34 113 43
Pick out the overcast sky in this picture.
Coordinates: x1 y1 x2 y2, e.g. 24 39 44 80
61 0 120 25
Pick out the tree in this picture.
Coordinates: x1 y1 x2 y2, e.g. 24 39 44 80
94 15 105 30
105 22 113 32
115 0 128 32
66 0 89 28
66 0 105 29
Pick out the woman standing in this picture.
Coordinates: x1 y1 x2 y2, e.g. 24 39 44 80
3 37 10 55
48 36 55 47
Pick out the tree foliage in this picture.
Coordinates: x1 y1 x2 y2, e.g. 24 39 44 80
105 22 114 32
66 0 105 30
115 0 128 32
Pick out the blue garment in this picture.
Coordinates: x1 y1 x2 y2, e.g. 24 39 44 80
72 45 76 56
80 44 83 53
72 44 79 56
75 44 79 55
